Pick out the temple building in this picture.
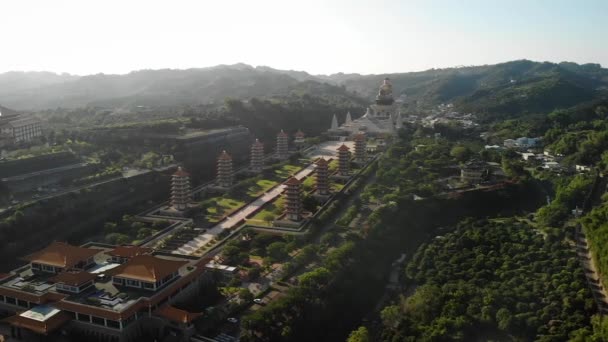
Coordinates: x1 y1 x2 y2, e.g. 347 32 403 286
354 133 367 163
250 139 264 172
314 158 330 196
0 242 209 342
217 150 233 188
329 78 402 136
276 130 289 159
171 167 191 211
294 130 305 149
337 144 351 176
283 177 302 221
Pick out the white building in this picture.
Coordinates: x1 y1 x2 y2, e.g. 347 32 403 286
329 78 400 136
0 116 43 143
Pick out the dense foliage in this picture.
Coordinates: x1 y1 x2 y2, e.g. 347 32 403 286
380 218 595 341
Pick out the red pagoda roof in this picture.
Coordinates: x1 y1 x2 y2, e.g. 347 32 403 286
218 150 232 160
284 177 301 186
354 133 366 141
277 130 288 137
295 130 305 138
173 167 190 177
253 138 263 146
337 144 350 152
315 158 328 166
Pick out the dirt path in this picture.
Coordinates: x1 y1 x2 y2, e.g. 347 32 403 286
575 225 608 314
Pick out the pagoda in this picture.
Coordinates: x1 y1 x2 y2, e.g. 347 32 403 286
250 139 264 172
315 158 330 195
276 130 289 160
171 167 191 211
294 130 305 149
354 132 367 163
283 177 302 221
217 150 233 188
337 144 350 176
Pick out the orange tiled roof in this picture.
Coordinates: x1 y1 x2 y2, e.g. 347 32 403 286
156 305 203 324
110 255 188 282
107 246 153 259
51 271 96 287
3 312 71 335
22 242 99 268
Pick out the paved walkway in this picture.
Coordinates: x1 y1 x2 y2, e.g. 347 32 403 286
172 141 355 255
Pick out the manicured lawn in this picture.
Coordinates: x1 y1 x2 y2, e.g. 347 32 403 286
328 159 338 172
302 176 315 191
331 182 345 192
246 179 278 197
274 164 301 178
248 197 285 225
204 197 246 223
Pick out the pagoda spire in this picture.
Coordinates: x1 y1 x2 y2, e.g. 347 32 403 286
395 111 403 129
345 111 352 125
330 114 339 130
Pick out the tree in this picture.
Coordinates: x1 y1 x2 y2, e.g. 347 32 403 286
262 212 275 225
239 288 254 303
266 241 288 261
346 326 370 342
103 222 117 234
450 145 471 162
496 308 513 331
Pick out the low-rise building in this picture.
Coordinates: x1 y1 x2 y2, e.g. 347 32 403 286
0 116 43 144
0 242 210 342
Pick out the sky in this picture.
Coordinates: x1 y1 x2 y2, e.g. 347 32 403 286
1 0 607 75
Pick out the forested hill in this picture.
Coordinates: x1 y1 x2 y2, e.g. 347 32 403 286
329 60 608 120
0 65 357 111
3 60 607 117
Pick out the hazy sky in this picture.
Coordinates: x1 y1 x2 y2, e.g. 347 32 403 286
2 0 607 75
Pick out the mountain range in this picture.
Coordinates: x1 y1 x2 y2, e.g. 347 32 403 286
1 60 607 120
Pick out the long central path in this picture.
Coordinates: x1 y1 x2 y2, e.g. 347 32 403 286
173 140 354 255
173 164 314 255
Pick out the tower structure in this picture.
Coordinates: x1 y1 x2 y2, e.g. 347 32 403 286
354 133 367 163
283 177 302 221
171 167 191 211
337 144 350 176
250 139 264 172
217 150 233 188
294 130 305 149
372 77 395 118
276 130 289 159
315 158 329 195
330 114 339 130
345 111 353 125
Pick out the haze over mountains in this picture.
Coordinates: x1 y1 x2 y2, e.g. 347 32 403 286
1 60 607 120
